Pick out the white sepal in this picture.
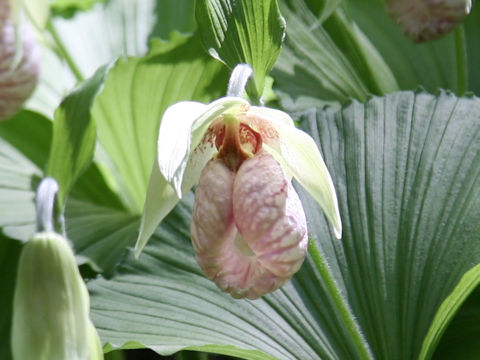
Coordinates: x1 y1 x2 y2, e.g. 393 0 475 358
157 97 248 197
135 158 179 257
135 139 216 257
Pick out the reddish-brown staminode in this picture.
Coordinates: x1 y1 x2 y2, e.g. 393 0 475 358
0 0 40 120
212 115 263 171
191 115 308 299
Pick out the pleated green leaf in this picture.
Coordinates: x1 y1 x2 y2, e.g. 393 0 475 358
294 0 342 22
432 286 480 359
298 90 480 359
65 199 139 274
46 64 112 208
90 34 228 214
151 0 197 40
25 43 77 120
274 0 479 110
196 0 285 97
0 111 124 243
419 263 480 360
90 193 370 360
273 1 398 112
49 0 164 79
0 111 51 241
28 0 181 119
88 90 480 359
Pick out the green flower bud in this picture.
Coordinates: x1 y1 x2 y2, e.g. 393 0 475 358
11 232 103 360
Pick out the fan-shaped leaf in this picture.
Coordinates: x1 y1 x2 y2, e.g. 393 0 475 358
419 263 480 360
273 1 398 112
298 90 480 359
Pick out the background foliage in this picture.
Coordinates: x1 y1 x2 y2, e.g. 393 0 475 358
2 0 480 359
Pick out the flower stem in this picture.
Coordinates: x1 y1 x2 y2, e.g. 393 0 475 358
36 177 59 233
454 25 468 96
308 239 372 360
46 20 84 82
227 64 253 97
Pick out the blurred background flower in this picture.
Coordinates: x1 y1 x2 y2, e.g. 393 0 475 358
0 0 40 120
385 0 472 41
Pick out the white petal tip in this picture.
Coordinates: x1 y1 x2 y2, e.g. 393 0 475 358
333 226 342 240
174 188 182 200
171 178 183 200
133 232 147 259
133 243 143 259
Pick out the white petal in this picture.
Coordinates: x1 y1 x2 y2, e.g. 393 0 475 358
158 97 249 197
263 122 342 239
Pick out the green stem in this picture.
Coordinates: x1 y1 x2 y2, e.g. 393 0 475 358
308 239 372 360
36 177 58 233
454 26 468 96
46 20 84 82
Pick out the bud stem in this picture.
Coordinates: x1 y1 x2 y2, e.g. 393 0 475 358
46 20 84 82
36 177 59 233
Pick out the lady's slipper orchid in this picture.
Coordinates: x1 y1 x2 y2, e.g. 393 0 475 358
192 152 309 298
385 0 472 42
136 66 341 299
0 0 40 120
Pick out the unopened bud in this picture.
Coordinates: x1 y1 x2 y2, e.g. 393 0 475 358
11 232 102 360
191 152 308 299
386 0 472 42
0 0 40 120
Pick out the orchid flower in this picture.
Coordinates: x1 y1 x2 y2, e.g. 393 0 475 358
135 65 341 299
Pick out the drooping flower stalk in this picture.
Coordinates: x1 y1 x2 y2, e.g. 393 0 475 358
0 0 40 120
